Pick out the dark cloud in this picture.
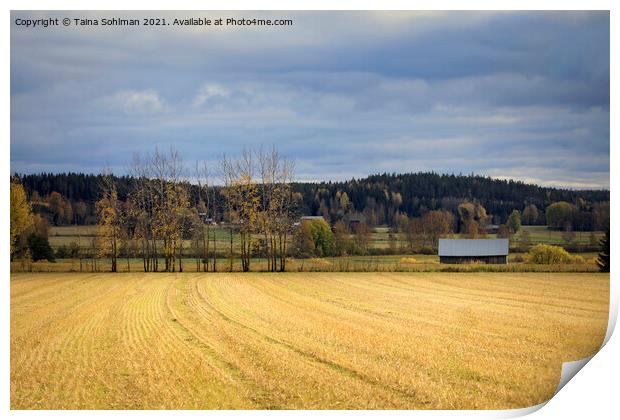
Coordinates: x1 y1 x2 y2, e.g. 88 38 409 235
10 11 609 188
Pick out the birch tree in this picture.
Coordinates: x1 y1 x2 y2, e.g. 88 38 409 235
96 173 123 272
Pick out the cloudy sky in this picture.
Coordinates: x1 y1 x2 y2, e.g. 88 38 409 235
11 11 609 188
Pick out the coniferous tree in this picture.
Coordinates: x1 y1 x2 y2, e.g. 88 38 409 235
596 227 610 273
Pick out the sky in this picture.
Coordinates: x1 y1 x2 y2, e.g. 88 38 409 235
10 11 610 189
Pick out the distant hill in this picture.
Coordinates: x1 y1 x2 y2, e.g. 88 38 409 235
294 172 609 224
15 171 609 228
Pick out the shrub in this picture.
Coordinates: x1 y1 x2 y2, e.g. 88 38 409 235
400 257 417 264
527 244 574 264
418 246 435 255
308 258 332 267
293 219 335 257
573 255 586 264
56 244 68 259
27 233 55 262
56 243 80 259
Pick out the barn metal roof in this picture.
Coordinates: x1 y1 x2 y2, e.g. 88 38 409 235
438 239 509 257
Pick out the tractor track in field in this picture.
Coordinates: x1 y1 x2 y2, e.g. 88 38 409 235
163 276 260 408
10 272 609 409
178 275 301 408
12 276 136 408
191 276 432 407
182 276 404 408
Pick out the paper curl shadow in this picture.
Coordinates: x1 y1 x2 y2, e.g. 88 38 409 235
502 278 618 418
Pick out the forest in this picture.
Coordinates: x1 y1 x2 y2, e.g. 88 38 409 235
16 168 609 230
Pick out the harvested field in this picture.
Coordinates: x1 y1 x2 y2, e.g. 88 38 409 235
10 272 609 409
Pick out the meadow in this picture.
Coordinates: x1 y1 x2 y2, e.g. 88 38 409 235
11 272 609 409
370 225 603 250
33 224 603 274
12 252 602 274
48 225 604 251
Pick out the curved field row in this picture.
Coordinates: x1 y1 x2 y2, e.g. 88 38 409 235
10 272 609 409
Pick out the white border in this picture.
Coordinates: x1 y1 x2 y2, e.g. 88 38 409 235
3 1 617 419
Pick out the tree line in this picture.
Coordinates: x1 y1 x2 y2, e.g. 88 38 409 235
11 159 611 273
11 147 299 272
16 170 609 230
90 147 297 273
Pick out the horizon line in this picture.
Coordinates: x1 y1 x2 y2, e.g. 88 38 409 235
11 169 610 193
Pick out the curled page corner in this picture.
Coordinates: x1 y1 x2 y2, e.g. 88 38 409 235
526 286 617 415
493 357 595 419
554 356 594 395
602 283 618 347
545 286 616 402
501 283 616 418
496 401 548 418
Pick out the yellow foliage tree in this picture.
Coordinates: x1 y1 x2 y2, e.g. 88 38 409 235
10 180 33 257
96 179 122 272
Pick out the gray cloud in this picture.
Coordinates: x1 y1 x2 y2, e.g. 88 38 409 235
10 11 609 188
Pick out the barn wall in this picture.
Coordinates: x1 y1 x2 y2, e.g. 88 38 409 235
439 255 507 264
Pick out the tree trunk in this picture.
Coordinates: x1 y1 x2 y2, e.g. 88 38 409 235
212 229 217 272
229 227 234 272
280 231 288 272
265 231 271 271
111 237 117 272
144 239 148 271
152 237 158 272
272 236 277 272
204 225 209 272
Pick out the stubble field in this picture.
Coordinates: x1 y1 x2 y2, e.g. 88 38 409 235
10 272 609 409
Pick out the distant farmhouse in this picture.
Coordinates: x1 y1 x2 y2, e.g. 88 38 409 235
346 213 366 231
300 216 326 222
197 212 216 225
438 239 509 264
484 224 500 234
293 215 326 228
